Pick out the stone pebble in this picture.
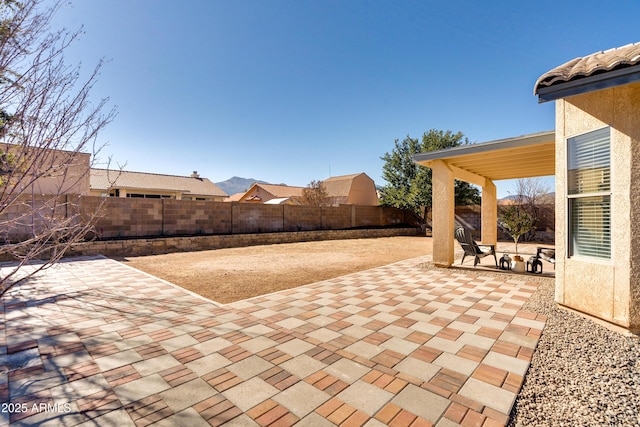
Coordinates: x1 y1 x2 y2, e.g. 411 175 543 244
508 279 640 427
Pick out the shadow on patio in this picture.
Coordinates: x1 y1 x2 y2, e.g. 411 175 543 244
1 254 546 426
444 241 555 279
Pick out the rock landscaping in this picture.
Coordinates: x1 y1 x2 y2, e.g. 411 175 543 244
509 278 640 426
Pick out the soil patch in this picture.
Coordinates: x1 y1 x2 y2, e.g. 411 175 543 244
118 236 431 303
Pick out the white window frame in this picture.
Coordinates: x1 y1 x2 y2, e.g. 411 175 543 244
566 127 612 261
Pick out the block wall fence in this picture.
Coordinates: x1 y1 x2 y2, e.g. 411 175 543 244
1 196 554 260
69 228 421 258
1 196 554 242
81 197 419 239
452 204 555 242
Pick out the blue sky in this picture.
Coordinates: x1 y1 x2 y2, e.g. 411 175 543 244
52 1 640 198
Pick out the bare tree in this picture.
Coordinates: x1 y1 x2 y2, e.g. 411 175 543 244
515 177 551 208
507 178 552 241
0 0 116 295
300 180 329 206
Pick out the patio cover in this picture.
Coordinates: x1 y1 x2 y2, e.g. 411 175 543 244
413 130 555 266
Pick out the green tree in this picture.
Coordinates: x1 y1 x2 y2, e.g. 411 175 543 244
498 204 535 255
0 0 115 295
380 129 481 223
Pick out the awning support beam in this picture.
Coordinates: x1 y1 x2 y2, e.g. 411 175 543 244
481 179 497 247
432 160 455 267
431 160 498 267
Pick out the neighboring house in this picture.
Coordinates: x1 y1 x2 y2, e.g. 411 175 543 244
89 169 227 201
237 183 305 203
231 174 378 206
323 173 378 206
264 197 298 205
224 192 245 202
1 143 90 195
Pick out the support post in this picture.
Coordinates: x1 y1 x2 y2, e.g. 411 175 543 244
481 179 498 247
431 160 455 267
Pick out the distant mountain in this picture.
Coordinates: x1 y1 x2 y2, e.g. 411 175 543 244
216 176 269 196
499 192 555 204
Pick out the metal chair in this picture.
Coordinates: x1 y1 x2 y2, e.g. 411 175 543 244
525 247 555 274
536 247 555 264
454 226 498 267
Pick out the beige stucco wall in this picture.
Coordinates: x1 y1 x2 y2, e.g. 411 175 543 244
1 144 91 196
348 174 379 205
240 186 276 203
34 151 90 195
555 81 640 329
431 160 455 266
481 179 497 248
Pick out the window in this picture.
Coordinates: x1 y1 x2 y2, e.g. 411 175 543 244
567 127 611 259
125 193 174 199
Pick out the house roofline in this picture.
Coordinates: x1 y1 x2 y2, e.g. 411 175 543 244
535 63 640 103
412 130 555 163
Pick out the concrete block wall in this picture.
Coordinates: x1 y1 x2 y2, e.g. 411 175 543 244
321 205 352 229
90 197 163 238
381 206 409 227
453 204 555 241
284 205 322 231
68 227 421 258
5 196 418 243
352 205 383 227
455 205 482 232
162 200 231 235
1 195 78 241
232 203 284 234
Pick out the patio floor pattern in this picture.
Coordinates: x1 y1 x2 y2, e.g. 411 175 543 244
0 255 546 427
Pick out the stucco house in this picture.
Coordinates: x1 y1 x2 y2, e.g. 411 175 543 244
323 173 379 206
534 42 640 332
264 197 298 205
232 173 379 206
89 169 227 201
414 42 640 332
224 192 245 202
1 143 91 195
236 183 305 203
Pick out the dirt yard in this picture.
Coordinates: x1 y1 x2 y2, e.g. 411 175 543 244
119 236 432 304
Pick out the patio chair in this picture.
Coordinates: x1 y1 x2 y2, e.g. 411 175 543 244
525 246 555 274
454 226 498 267
536 247 556 264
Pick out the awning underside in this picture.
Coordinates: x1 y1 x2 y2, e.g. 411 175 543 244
413 131 555 181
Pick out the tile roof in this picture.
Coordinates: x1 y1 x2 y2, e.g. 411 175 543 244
90 169 227 197
324 173 363 181
535 42 640 92
323 173 372 197
255 184 305 198
224 192 245 202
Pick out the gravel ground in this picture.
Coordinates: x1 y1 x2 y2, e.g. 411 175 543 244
508 278 640 427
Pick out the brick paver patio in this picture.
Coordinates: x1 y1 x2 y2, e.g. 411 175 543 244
0 255 546 426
